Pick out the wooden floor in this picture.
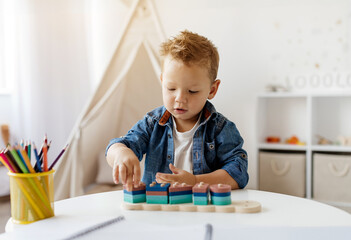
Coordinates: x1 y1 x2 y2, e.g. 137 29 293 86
0 195 11 234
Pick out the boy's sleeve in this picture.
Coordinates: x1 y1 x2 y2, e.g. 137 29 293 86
215 121 249 189
105 115 154 161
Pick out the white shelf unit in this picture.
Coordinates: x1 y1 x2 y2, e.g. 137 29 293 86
257 92 351 208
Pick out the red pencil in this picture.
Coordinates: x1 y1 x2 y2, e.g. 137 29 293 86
0 150 17 173
43 142 48 172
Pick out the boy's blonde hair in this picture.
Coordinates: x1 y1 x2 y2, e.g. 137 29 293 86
160 30 219 82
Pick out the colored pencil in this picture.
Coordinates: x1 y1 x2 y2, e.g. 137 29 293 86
32 142 42 172
2 149 20 173
19 146 36 173
15 178 46 219
25 141 28 155
38 140 51 163
13 149 53 215
37 134 47 160
2 151 46 219
4 138 55 221
27 141 31 161
36 140 51 172
49 144 68 170
6 147 52 215
0 151 16 173
38 135 47 159
15 148 30 173
8 146 28 173
43 142 48 172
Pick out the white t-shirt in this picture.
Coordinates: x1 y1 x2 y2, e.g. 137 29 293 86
172 114 201 173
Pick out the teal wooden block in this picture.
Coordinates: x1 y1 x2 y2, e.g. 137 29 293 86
169 194 192 204
211 196 231 205
193 196 208 205
124 193 146 203
146 195 168 204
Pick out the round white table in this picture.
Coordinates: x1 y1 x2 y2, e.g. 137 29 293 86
2 189 351 239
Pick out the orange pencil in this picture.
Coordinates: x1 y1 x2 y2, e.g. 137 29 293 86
43 142 48 172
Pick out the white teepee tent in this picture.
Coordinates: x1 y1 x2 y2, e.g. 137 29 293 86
54 0 165 200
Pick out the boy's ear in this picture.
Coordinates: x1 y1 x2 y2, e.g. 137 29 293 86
208 79 221 100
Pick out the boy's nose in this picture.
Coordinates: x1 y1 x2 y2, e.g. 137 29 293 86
175 91 187 103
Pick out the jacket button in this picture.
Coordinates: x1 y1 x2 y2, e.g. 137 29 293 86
167 155 171 159
168 134 171 138
209 144 214 150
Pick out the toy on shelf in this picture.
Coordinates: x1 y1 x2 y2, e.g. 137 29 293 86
192 182 209 205
265 84 288 92
285 135 305 145
315 135 351 146
316 135 333 145
121 182 262 213
337 136 351 146
266 136 281 143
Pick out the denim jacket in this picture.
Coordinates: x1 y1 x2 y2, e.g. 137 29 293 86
106 101 249 188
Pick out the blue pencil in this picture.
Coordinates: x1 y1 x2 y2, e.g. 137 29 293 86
32 142 42 172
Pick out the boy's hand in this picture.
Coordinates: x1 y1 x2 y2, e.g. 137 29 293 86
110 144 141 191
155 163 196 186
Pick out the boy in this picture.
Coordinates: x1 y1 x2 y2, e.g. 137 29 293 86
106 30 248 191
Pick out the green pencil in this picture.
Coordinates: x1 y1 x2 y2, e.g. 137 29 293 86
7 146 28 173
28 141 31 162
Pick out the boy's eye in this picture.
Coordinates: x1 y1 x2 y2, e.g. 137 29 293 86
189 90 198 94
167 88 175 91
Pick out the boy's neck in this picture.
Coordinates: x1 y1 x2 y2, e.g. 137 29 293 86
173 113 201 132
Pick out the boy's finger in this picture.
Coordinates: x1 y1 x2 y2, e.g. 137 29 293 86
156 173 174 183
133 164 141 187
169 163 180 174
119 163 127 184
155 173 166 183
113 164 119 184
125 166 133 191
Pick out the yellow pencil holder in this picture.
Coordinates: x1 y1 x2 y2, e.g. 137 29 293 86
8 170 55 224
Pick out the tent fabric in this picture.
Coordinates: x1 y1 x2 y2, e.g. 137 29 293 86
54 0 165 200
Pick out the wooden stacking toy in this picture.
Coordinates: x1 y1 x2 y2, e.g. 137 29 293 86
146 182 170 204
121 182 262 213
192 182 209 205
169 182 193 204
123 182 146 203
209 183 231 205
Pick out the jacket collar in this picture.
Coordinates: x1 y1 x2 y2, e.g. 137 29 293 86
158 101 216 126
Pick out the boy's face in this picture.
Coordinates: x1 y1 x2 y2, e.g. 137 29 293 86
160 56 220 131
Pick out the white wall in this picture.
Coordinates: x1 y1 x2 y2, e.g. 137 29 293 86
1 0 350 189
